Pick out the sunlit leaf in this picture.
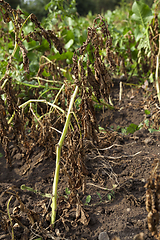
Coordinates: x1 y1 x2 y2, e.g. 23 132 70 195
107 194 112 201
131 1 153 27
85 195 91 204
64 39 74 50
145 109 150 115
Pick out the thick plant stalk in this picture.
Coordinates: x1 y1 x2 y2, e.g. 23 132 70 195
51 85 79 226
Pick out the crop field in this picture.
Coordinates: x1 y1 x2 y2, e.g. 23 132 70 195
0 0 160 239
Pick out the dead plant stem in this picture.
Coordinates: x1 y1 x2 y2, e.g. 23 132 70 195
7 195 14 240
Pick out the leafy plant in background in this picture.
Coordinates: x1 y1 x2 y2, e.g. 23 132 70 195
104 1 158 79
131 1 153 57
104 0 160 104
43 0 91 59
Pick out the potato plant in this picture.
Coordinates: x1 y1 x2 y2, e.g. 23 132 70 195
0 0 160 235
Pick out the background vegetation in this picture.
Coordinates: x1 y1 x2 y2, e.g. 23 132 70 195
6 0 154 20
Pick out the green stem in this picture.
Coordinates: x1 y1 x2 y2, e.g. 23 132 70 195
31 76 64 84
38 84 65 120
155 55 160 104
19 14 33 39
15 80 60 89
19 99 64 114
8 111 15 125
51 85 79 226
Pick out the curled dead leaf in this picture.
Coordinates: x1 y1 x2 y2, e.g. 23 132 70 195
76 203 90 225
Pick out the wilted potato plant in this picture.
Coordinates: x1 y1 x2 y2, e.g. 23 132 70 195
0 0 114 232
1 0 160 238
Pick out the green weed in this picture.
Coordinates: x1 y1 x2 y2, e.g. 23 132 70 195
85 195 92 205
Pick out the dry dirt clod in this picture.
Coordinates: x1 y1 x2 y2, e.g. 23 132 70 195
143 137 153 145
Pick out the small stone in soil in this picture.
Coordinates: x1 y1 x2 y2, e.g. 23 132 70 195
98 231 109 240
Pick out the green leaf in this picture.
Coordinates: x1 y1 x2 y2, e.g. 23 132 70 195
133 25 144 42
121 128 127 134
149 128 159 133
66 30 75 42
145 109 150 115
17 93 26 98
64 17 74 29
107 193 112 201
24 39 39 51
138 122 143 129
64 39 74 50
65 187 70 195
75 97 81 109
0 152 3 158
96 192 102 200
131 1 153 27
85 195 91 204
42 69 50 77
126 123 139 134
45 1 53 10
144 119 149 127
29 61 39 73
21 185 52 198
99 126 106 133
131 1 153 53
149 73 154 83
49 51 73 61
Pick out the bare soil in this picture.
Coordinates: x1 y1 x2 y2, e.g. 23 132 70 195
1 77 160 240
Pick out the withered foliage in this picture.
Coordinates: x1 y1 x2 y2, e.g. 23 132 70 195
145 160 160 239
0 94 12 165
56 128 90 228
0 75 26 165
72 15 113 143
63 128 88 195
37 56 64 83
0 0 64 164
0 188 47 239
0 2 115 236
29 14 63 53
